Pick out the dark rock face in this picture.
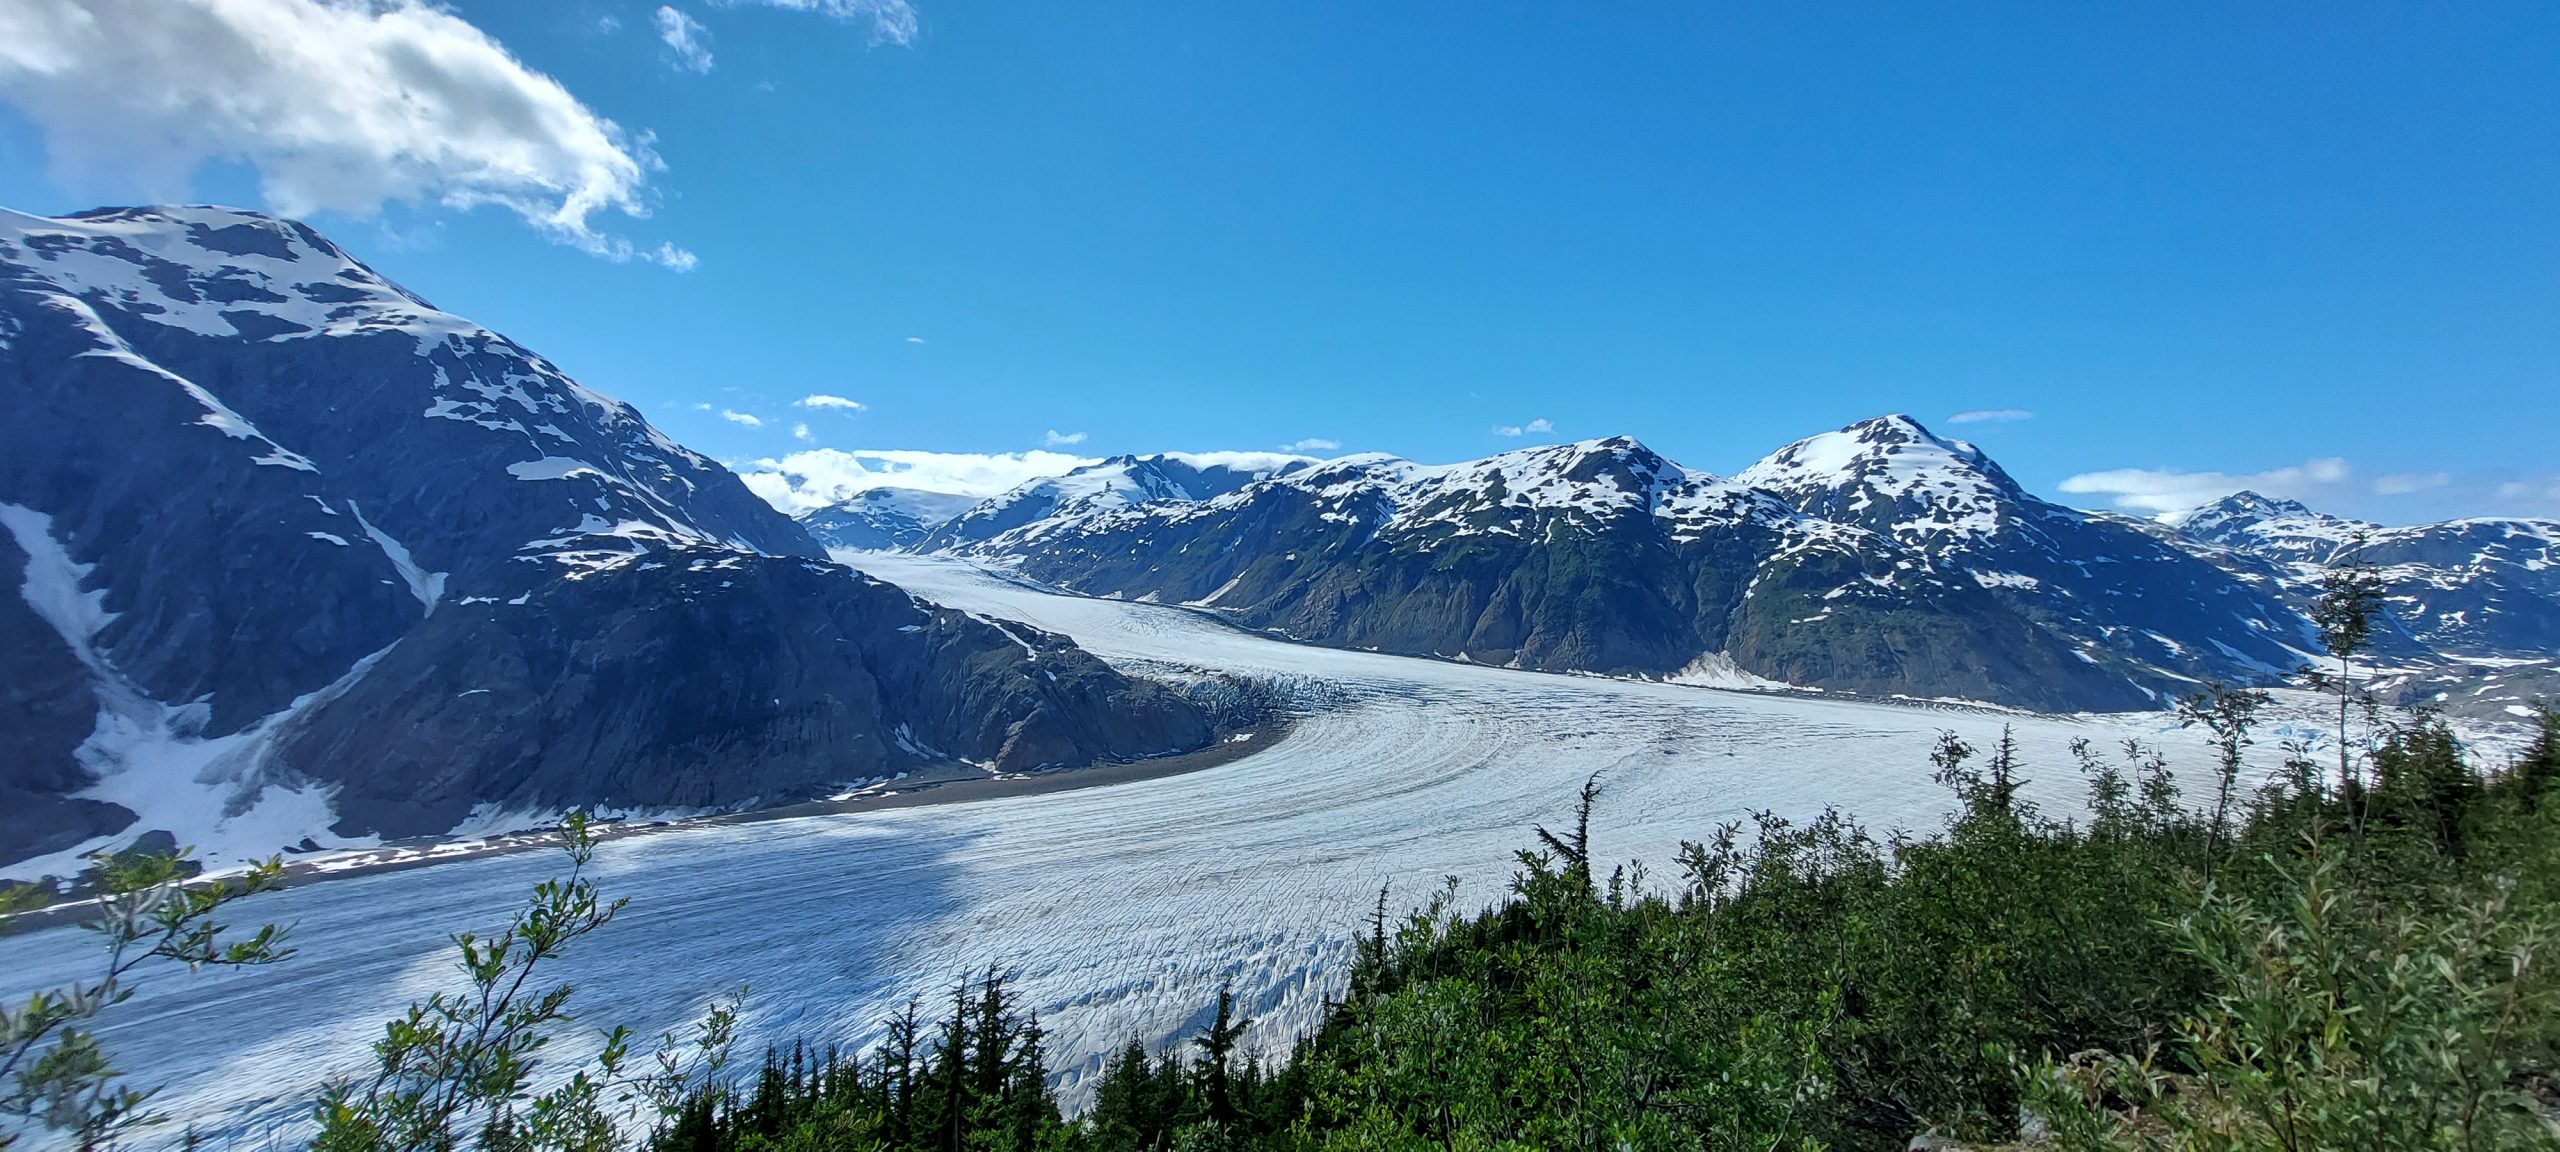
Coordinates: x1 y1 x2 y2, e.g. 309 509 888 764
0 525 135 859
0 205 1214 866
798 488 980 552
0 285 425 733
279 551 1211 837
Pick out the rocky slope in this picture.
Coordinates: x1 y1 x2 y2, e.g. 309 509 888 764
0 205 1213 872
928 421 2323 712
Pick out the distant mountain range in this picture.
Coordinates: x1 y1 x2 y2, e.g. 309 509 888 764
878 423 2556 716
2158 491 2560 660
0 206 1215 871
799 488 982 551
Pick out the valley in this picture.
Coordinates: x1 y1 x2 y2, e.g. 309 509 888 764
1 10 2550 1144
0 555 2233 1147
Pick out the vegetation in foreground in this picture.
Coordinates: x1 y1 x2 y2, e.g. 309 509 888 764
6 698 2552 1152
6 558 2559 1150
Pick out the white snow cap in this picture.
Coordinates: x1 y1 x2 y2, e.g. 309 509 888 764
0 205 479 344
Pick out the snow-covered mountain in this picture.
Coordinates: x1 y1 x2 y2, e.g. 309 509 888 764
798 487 982 552
2160 491 2560 656
920 453 1312 550
2150 491 2560 713
0 205 1214 873
2164 492 2367 564
1737 416 2315 688
924 420 2326 711
930 416 2552 714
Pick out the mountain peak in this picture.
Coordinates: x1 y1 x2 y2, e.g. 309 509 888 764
798 488 980 551
1561 435 1678 483
1734 415 2027 546
1841 412 1943 443
2176 490 2318 525
1 202 463 345
2229 489 2313 516
2167 491 2372 560
1740 415 2010 493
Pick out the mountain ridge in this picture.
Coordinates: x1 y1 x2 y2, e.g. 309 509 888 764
916 417 2552 712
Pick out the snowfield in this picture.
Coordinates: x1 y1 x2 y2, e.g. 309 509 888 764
4 556 2334 1147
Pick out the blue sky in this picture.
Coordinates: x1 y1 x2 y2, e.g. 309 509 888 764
2 1 2555 520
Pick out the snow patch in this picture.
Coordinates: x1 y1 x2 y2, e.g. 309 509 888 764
0 503 387 884
507 456 608 482
1667 651 1790 691
349 502 445 616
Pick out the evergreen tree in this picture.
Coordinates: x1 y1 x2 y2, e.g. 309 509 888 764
1191 986 1249 1132
884 999 922 1147
1530 771 1604 895
2514 701 2560 810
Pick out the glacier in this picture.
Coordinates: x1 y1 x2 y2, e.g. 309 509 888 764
0 555 2371 1147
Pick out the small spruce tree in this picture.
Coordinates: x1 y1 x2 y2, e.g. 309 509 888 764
1191 986 1249 1132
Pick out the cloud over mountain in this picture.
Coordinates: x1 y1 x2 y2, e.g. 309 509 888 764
2060 457 2351 517
741 448 1095 513
0 0 690 266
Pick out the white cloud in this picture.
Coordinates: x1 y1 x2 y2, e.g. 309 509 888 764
717 0 919 45
720 409 763 427
1491 418 1555 438
1165 450 1320 473
1947 408 2033 425
741 448 1091 513
905 336 927 344
795 394 866 411
654 6 713 72
2496 479 2560 508
1044 430 1088 447
0 0 692 267
2058 457 2351 517
2372 472 2449 497
692 402 714 411
1282 438 1340 452
791 422 812 441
